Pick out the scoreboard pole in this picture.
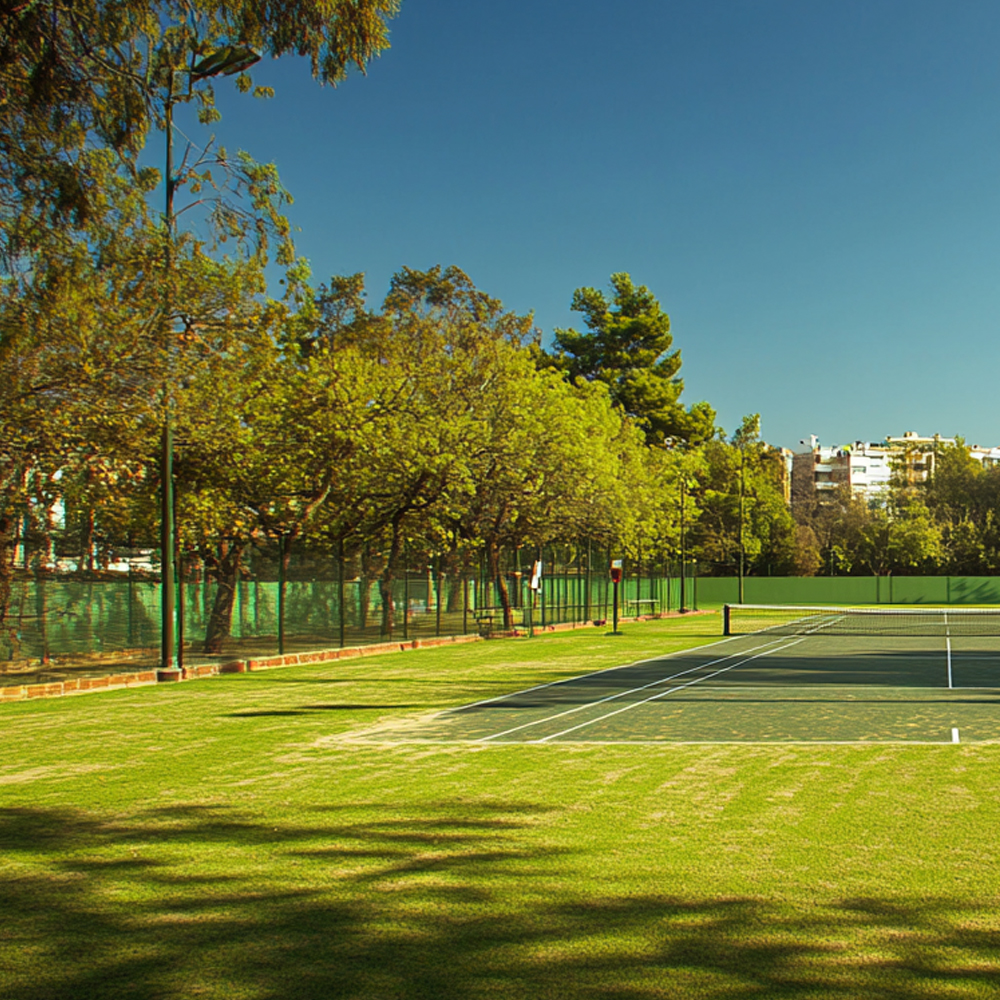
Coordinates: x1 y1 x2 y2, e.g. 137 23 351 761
610 559 623 634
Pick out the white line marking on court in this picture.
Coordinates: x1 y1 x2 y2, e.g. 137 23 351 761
436 630 772 720
341 736 979 747
945 611 953 690
477 635 794 742
952 727 960 744
535 636 810 743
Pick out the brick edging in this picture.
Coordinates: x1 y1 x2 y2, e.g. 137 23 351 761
0 633 483 704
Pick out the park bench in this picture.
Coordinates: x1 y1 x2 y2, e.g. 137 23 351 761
626 598 659 618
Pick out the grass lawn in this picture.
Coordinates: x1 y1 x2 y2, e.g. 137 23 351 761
2 613 1000 999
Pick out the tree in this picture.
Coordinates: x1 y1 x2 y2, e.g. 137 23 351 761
542 273 715 446
175 322 398 651
0 0 400 265
691 419 795 576
450 349 640 628
923 442 1000 573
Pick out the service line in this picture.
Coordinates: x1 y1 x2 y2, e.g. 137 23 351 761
945 610 953 690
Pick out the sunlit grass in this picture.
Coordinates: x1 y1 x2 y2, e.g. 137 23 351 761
3 613 1000 999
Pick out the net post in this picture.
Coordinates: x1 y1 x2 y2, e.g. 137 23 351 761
723 603 732 636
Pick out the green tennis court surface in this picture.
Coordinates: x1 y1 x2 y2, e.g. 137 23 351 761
352 628 1000 744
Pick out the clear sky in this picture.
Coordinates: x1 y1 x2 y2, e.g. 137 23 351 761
193 0 1000 451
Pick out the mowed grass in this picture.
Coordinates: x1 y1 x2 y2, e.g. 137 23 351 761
2 614 1000 999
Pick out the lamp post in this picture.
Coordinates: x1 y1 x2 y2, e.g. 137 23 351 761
738 445 745 605
679 481 687 614
160 46 260 673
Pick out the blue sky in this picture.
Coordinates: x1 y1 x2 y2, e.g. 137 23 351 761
190 0 1000 450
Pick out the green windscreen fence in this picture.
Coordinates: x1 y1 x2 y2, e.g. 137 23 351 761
695 576 1000 607
0 546 696 674
7 554 998 679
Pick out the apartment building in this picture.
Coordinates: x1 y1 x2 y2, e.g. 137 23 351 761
791 431 1000 507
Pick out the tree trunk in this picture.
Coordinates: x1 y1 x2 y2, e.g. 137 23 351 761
358 545 378 628
0 511 14 643
487 538 513 628
203 541 244 654
445 547 467 613
378 519 405 638
80 507 95 573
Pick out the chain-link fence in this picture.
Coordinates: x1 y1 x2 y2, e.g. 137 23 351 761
1 543 695 680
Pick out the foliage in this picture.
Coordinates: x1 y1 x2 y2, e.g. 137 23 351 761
0 0 400 265
692 415 796 575
541 273 715 446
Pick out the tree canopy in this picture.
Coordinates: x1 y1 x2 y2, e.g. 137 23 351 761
542 272 715 446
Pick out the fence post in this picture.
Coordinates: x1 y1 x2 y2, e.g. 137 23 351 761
177 551 185 673
541 546 547 627
435 554 442 636
127 564 135 647
403 546 409 641
277 533 286 656
338 539 346 648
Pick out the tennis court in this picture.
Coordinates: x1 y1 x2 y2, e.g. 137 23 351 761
364 606 1000 744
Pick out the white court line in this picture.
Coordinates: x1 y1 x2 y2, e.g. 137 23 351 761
536 636 811 743
945 611 953 690
952 727 960 744
477 634 795 742
344 737 967 747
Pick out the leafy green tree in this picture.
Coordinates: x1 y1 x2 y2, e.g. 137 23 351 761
449 350 640 628
304 267 542 635
0 0 399 264
691 418 794 576
176 323 399 651
791 523 823 576
886 494 943 572
923 442 1000 573
542 273 715 446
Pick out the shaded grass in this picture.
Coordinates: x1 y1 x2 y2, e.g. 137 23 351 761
3 615 1000 998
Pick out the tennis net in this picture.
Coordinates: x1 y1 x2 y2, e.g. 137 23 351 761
723 604 1000 637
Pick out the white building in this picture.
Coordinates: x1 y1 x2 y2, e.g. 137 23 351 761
792 431 1000 505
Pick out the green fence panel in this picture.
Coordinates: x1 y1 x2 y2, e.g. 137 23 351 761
948 576 1000 604
699 576 1000 606
888 577 948 604
746 577 879 606
693 578 739 606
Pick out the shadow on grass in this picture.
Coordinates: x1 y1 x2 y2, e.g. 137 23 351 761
226 704 433 717
1 802 997 999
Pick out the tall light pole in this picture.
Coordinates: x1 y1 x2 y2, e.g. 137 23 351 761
738 446 745 605
160 46 260 673
679 480 687 614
